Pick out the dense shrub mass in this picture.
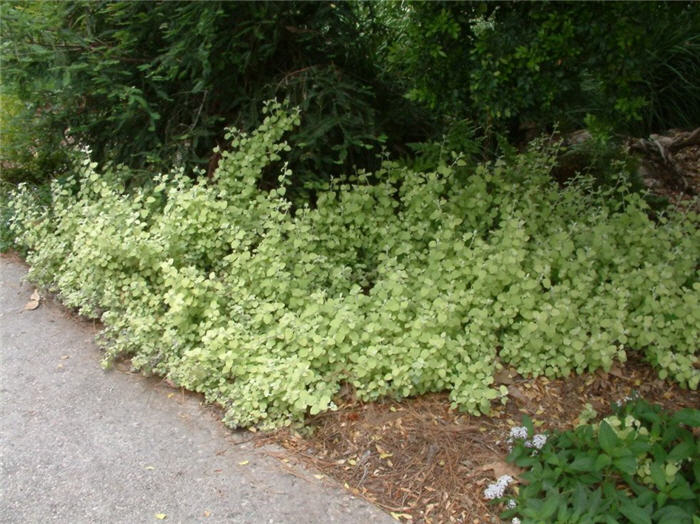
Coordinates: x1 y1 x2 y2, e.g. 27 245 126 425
5 2 697 191
8 104 699 428
384 2 700 137
0 1 423 186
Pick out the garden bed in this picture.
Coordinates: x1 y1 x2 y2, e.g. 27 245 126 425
267 355 699 522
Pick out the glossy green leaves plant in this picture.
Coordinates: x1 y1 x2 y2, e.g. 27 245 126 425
501 401 699 523
8 102 699 429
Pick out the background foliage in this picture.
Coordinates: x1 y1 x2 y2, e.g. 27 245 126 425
4 1 698 191
1 1 423 189
382 1 700 138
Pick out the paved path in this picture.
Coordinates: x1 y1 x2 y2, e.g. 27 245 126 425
0 256 391 524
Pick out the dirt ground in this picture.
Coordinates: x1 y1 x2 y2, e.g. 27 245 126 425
266 356 699 523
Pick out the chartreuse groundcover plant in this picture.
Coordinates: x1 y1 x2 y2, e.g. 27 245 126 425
7 101 700 429
493 400 699 524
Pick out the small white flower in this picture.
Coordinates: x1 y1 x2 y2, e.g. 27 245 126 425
483 475 514 500
512 518 521 524
507 426 530 450
509 426 529 440
531 434 547 450
483 483 504 500
497 475 514 486
507 499 517 509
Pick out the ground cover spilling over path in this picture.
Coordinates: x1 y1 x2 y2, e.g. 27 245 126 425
0 255 392 524
7 108 698 432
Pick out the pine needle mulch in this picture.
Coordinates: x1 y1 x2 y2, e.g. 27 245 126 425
263 354 699 523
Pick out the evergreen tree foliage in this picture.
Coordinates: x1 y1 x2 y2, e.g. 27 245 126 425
1 1 421 187
383 1 700 138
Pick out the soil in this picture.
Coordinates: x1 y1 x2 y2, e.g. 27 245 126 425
636 129 700 210
266 356 699 523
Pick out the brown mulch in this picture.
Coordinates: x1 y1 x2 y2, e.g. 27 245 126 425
264 354 699 523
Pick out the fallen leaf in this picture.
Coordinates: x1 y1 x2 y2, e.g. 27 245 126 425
167 393 174 399
479 460 522 479
238 460 249 466
390 512 413 521
508 386 529 404
155 514 167 520
24 290 41 310
203 511 211 518
60 355 70 360
313 474 325 480
375 444 392 459
144 466 155 470
609 364 626 380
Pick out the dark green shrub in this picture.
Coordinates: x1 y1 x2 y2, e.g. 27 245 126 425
383 2 700 138
0 1 422 189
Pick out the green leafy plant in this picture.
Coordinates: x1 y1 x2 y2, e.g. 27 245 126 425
0 91 75 186
500 401 699 523
8 103 699 430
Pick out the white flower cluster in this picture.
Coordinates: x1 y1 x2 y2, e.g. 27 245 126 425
506 499 517 509
483 474 514 500
512 518 521 524
509 426 529 440
613 392 640 409
507 425 547 451
525 433 548 450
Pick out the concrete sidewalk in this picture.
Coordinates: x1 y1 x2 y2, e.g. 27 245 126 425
0 255 391 524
